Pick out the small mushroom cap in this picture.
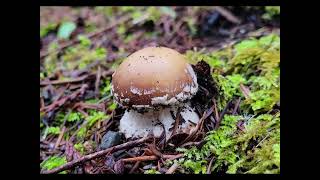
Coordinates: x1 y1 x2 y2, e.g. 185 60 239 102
111 46 198 108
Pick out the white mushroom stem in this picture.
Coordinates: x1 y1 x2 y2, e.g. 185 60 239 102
119 102 200 140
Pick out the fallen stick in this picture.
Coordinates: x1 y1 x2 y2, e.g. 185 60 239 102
122 154 183 163
165 153 184 161
214 6 241 24
41 136 150 174
240 83 251 99
129 152 146 174
166 162 179 174
54 126 66 149
180 104 215 145
215 99 233 129
40 74 91 86
180 140 204 148
232 97 241 115
206 156 215 174
122 155 158 163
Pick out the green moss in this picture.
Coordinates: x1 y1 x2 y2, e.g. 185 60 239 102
263 6 280 20
42 35 107 78
108 103 117 111
100 78 112 96
67 112 84 122
76 110 110 139
40 155 67 173
178 34 280 174
47 126 60 135
40 22 57 38
87 110 109 127
74 143 85 155
144 169 161 174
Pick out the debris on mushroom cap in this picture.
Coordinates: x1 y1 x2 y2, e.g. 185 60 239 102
111 46 198 108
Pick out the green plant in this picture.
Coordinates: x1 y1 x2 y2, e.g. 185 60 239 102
76 110 110 138
74 143 85 155
108 102 117 111
40 22 57 37
47 126 60 135
57 21 77 40
40 155 67 173
100 78 112 96
144 169 161 174
263 6 280 20
67 112 83 122
43 35 107 79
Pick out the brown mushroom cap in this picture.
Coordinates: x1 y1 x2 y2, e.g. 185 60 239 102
111 46 198 108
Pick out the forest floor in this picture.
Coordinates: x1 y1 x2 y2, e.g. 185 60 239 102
40 6 280 174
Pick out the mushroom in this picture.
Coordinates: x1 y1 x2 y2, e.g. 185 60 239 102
111 47 200 140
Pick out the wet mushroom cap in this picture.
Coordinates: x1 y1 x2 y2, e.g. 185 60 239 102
111 46 198 108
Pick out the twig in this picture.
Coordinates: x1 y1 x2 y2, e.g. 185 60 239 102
157 160 161 172
165 153 184 161
169 108 181 139
40 74 92 86
97 94 112 104
64 119 83 135
95 66 101 98
147 143 163 158
41 84 88 113
215 99 233 129
214 6 241 24
240 83 251 99
129 161 141 174
41 136 151 174
255 132 271 148
166 162 179 174
68 118 88 143
122 154 182 163
206 156 215 174
122 155 158 163
232 97 241 115
213 99 220 122
180 140 204 148
73 102 105 112
129 152 146 174
40 97 45 109
180 104 215 145
40 15 131 60
54 126 66 149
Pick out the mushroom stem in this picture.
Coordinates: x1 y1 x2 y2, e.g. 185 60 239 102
119 103 200 140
